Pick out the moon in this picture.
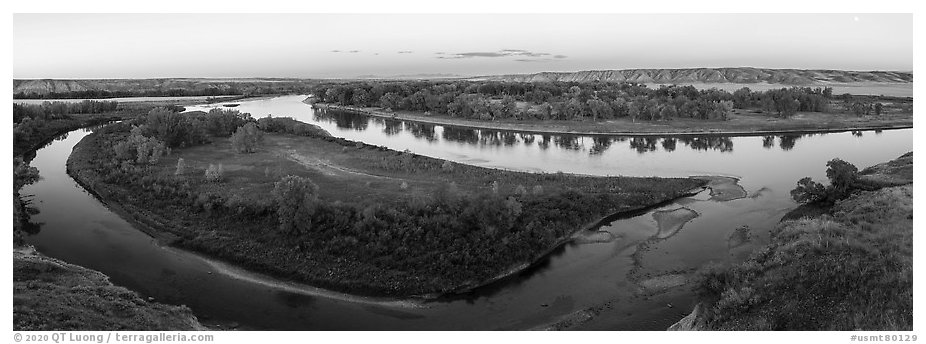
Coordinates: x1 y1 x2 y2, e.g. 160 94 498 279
854 16 860 22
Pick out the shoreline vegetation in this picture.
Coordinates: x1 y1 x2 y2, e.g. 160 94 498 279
307 79 912 137
674 152 913 330
66 107 706 297
313 103 912 137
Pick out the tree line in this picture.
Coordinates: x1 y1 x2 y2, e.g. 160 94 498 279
14 88 240 100
311 81 844 121
13 100 125 156
13 80 322 100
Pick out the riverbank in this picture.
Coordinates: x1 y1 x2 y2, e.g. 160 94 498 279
13 245 205 330
314 103 913 137
67 120 706 297
446 184 706 298
676 152 913 330
13 112 211 331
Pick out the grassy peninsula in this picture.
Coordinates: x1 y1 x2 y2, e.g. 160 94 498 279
67 108 705 296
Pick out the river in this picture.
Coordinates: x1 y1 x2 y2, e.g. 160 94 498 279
21 95 912 330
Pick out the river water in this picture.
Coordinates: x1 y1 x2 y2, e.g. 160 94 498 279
21 95 912 330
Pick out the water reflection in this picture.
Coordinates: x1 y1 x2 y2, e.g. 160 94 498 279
315 109 370 131
519 133 535 145
590 137 614 155
779 135 799 151
407 122 437 142
629 137 659 154
661 138 677 152
762 136 775 149
538 135 551 150
381 118 403 136
443 126 479 145
17 202 43 239
553 135 583 151
679 136 734 152
308 108 842 156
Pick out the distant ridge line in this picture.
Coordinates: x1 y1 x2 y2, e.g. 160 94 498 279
472 68 913 85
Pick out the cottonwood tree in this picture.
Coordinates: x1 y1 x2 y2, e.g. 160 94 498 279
790 158 860 205
231 122 263 153
271 175 319 236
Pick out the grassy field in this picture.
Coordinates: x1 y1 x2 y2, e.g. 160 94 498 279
171 133 700 207
69 123 706 296
688 153 913 330
320 104 913 136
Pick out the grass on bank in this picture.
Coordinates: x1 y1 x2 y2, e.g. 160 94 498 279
13 248 203 331
692 154 913 330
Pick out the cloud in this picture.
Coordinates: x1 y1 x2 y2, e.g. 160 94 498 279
348 50 360 53
397 50 413 54
436 49 564 60
330 50 341 53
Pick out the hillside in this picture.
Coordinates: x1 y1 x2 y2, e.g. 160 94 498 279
674 152 914 330
475 68 912 85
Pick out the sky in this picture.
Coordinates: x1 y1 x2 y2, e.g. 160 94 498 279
13 13 913 79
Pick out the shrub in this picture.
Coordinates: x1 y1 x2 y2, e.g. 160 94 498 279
514 184 528 197
790 177 827 204
202 108 249 137
230 122 263 153
205 164 225 183
143 108 198 148
257 117 329 137
791 158 859 205
532 185 544 195
112 127 168 165
174 158 187 176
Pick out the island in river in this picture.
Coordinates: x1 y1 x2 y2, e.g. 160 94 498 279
314 103 912 137
66 109 706 297
307 77 912 137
